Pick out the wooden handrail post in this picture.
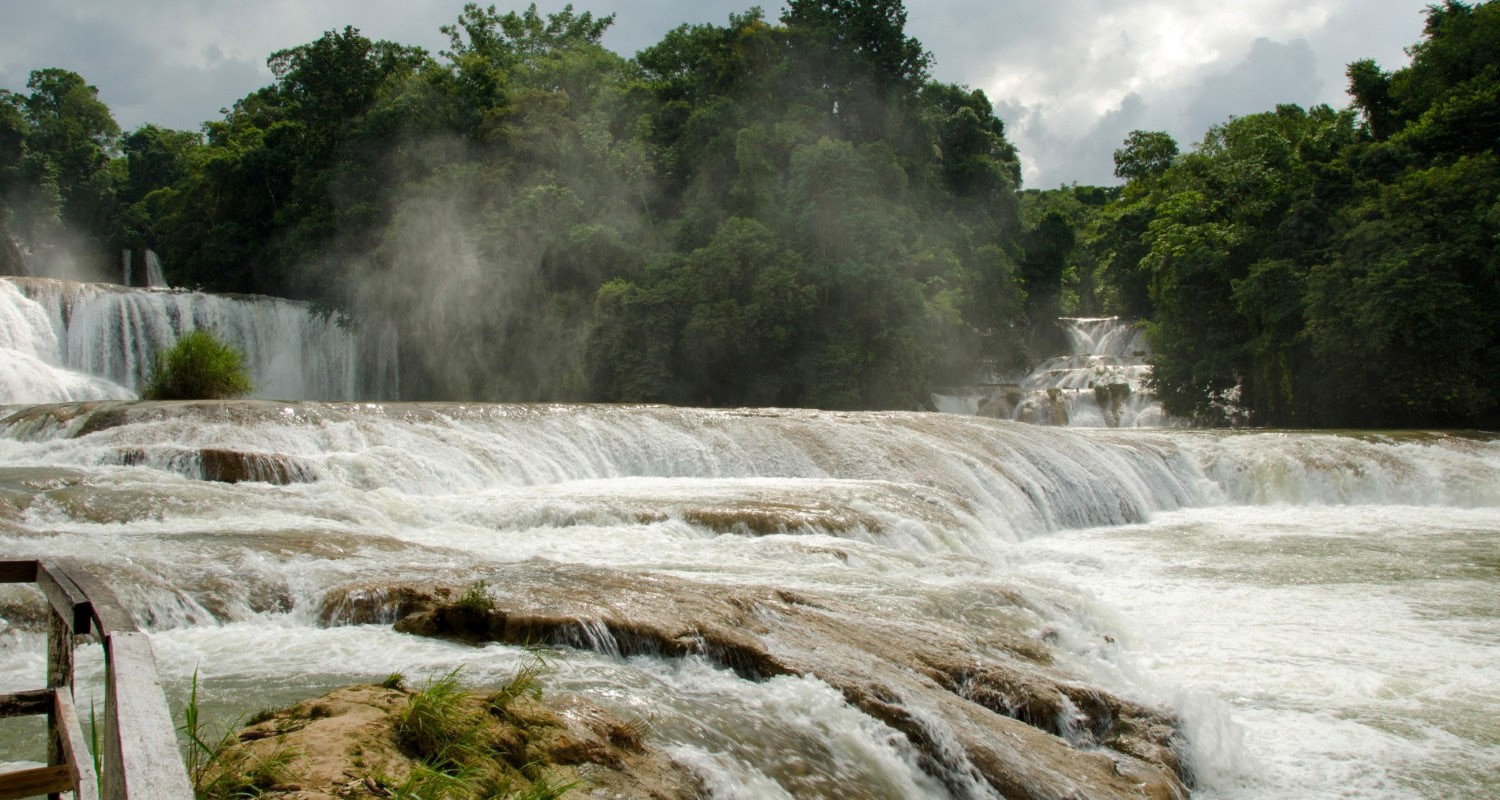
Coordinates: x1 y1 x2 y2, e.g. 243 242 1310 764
37 562 87 800
45 607 74 800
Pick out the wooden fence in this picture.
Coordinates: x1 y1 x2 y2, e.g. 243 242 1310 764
0 559 193 800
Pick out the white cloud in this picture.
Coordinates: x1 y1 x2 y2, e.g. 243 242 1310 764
950 0 1431 186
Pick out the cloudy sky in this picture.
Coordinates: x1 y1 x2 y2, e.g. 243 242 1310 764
0 0 1433 186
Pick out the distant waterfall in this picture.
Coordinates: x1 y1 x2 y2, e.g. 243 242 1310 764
0 276 399 403
144 249 168 288
120 249 169 288
935 317 1176 427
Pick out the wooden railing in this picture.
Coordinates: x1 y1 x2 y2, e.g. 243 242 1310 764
0 560 193 800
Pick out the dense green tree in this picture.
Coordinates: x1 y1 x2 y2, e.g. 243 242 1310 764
0 69 120 271
1112 130 1178 182
20 69 120 232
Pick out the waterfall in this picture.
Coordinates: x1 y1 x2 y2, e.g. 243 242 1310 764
937 317 1176 427
0 279 134 403
0 276 398 403
144 249 167 288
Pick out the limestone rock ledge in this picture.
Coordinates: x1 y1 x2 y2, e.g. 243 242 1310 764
321 564 1190 800
206 682 701 799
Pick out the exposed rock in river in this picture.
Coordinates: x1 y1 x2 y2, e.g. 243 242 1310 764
207 682 700 799
322 565 1187 800
194 448 310 484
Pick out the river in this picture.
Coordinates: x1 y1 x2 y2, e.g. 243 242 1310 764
0 402 1495 798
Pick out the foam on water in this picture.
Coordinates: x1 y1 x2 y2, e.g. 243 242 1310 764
1 402 1496 796
1015 505 1500 799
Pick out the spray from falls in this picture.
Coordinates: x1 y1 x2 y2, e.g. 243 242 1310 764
0 276 398 403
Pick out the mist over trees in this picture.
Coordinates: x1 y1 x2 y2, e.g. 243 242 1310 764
1 0 1495 426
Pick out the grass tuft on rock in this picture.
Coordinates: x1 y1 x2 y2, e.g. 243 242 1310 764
180 671 296 800
391 660 579 799
143 329 253 400
397 668 481 772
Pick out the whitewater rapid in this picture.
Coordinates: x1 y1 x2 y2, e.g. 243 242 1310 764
0 402 1495 798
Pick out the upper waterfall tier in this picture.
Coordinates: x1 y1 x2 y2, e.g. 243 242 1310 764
0 277 398 403
937 317 1174 427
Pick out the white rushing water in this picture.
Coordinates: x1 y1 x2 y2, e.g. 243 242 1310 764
0 403 1495 798
0 277 398 403
937 317 1177 427
143 250 168 289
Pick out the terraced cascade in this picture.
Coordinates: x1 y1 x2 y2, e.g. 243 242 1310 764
1 401 1497 799
937 317 1177 428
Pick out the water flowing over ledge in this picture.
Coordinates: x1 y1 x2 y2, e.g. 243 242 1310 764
2 401 1496 798
4 402 1493 524
0 277 398 403
937 317 1180 428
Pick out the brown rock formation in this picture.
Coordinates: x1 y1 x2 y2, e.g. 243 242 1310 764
322 565 1188 800
205 682 700 799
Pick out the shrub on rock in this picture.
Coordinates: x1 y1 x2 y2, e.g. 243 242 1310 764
143 330 253 400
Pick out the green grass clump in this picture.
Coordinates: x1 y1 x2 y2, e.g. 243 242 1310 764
395 661 578 800
143 329 253 400
396 668 480 771
488 650 551 710
180 671 295 799
388 761 481 800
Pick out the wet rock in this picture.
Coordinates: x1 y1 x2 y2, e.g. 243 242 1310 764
0 585 48 633
197 448 311 485
681 502 877 535
977 386 1026 419
102 445 316 485
365 565 1188 800
207 682 699 800
318 586 436 627
1017 389 1071 426
1093 383 1133 429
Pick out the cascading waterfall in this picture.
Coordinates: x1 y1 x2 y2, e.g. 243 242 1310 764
0 279 134 403
143 249 167 288
0 276 398 403
1 401 1495 799
936 317 1176 427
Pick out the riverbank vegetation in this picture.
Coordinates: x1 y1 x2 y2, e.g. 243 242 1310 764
1021 1 1500 427
1 1 1494 426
